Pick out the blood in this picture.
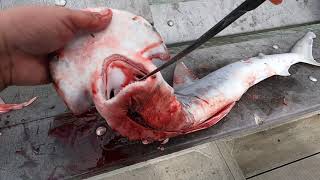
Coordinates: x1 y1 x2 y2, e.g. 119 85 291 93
140 41 164 57
92 73 187 141
48 110 99 146
47 109 132 174
270 0 282 5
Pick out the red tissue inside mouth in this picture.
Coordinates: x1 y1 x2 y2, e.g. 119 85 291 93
102 54 147 99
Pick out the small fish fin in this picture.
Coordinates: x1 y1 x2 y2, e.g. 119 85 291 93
183 102 236 134
291 32 320 66
0 97 37 114
173 62 198 89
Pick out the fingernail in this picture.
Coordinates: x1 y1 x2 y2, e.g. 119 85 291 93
93 9 111 21
99 9 112 21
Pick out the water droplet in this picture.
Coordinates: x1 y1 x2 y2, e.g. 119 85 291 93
272 45 279 50
161 138 169 144
167 20 174 27
254 114 263 125
55 0 67 7
142 140 150 145
309 76 318 82
258 53 265 58
95 126 107 136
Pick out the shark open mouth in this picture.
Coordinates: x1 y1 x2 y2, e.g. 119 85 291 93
103 54 148 100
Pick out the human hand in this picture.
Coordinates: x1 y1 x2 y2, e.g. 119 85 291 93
0 6 112 90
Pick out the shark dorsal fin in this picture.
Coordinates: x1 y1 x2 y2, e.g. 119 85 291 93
173 62 198 89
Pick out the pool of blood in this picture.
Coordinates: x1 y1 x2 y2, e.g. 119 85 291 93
47 108 137 175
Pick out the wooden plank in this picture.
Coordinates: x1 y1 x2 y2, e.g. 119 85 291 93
249 154 320 180
228 115 320 178
150 0 320 44
87 142 238 180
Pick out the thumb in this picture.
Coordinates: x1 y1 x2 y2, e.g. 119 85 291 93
67 8 113 32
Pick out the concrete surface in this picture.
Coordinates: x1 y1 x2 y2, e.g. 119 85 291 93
229 114 320 178
86 142 245 180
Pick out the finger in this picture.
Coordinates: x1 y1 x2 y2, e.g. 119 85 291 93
9 51 51 86
1 6 113 55
68 8 113 32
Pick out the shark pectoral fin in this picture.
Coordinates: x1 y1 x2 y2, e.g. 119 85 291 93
173 62 198 89
183 102 236 134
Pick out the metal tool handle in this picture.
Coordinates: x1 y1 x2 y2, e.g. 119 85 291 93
140 0 267 80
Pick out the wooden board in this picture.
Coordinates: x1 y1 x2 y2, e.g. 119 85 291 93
150 0 320 44
1 24 320 179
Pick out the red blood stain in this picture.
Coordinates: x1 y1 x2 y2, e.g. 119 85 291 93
91 72 99 95
93 77 181 142
140 41 164 57
270 0 282 5
47 111 131 174
48 111 99 146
